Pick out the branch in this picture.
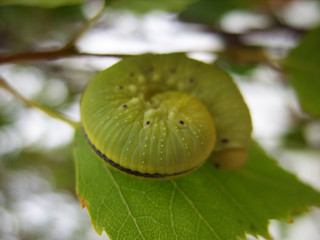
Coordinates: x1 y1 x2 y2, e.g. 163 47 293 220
0 48 130 64
0 76 79 128
62 5 106 50
0 4 130 64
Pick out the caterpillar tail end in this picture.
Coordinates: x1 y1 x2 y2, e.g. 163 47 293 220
209 149 248 171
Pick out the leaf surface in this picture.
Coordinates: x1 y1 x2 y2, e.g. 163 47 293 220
0 0 83 8
105 0 196 13
179 0 256 25
74 127 320 240
283 27 320 118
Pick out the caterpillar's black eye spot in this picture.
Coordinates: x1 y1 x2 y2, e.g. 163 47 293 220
214 163 220 168
119 85 124 89
129 72 135 77
122 104 128 108
221 138 229 143
146 121 151 125
179 120 184 125
189 78 195 83
170 68 176 74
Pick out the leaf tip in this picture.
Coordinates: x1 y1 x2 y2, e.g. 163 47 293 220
286 217 294 224
78 194 88 209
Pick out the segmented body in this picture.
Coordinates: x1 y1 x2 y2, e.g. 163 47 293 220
81 54 252 178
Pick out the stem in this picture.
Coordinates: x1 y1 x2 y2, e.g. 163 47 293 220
62 5 106 50
0 76 79 128
0 49 130 64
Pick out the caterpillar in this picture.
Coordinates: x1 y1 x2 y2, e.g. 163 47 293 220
81 54 252 178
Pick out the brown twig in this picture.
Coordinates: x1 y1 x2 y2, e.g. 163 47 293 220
0 48 131 64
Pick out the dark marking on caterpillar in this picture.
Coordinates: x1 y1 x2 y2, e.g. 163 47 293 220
119 85 124 89
189 77 195 83
179 120 184 125
122 104 128 108
146 121 151 125
221 138 229 143
214 163 220 168
83 129 196 178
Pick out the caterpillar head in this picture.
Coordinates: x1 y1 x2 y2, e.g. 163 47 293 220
81 54 252 178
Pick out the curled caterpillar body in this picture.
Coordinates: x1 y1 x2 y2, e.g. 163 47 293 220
81 54 252 178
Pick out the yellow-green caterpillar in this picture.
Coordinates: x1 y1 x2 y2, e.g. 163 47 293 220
81 54 252 178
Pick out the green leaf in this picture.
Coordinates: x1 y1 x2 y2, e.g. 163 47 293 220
0 0 84 8
179 0 256 25
106 0 196 13
74 127 320 240
0 5 85 52
216 57 257 75
283 27 320 118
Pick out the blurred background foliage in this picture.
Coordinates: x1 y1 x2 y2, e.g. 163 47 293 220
0 0 320 240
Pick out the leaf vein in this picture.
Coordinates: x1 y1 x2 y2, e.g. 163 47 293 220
169 187 178 240
202 168 265 232
106 167 146 240
171 180 222 240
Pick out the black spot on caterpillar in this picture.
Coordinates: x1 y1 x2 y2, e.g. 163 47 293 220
81 54 252 178
84 130 196 178
221 138 229 143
